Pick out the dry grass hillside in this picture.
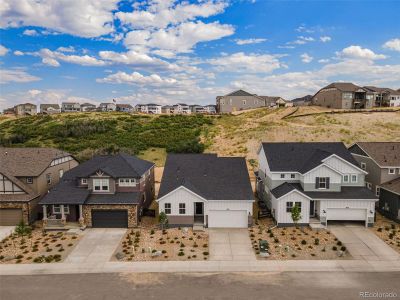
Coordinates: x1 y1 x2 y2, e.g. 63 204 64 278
205 107 400 165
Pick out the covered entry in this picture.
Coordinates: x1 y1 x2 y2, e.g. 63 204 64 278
91 210 128 228
208 210 248 228
0 208 23 225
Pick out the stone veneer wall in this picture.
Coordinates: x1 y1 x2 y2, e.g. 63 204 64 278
0 202 30 224
83 204 138 228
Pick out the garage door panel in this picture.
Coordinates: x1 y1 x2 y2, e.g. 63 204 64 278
327 208 366 221
92 210 128 228
0 209 23 226
208 210 247 228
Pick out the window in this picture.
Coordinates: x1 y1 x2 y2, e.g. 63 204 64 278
26 177 33 184
119 178 136 186
316 177 330 189
343 175 349 183
290 174 295 179
52 205 69 214
164 203 171 215
280 174 285 179
366 182 372 190
59 169 64 179
46 174 52 185
360 162 366 170
286 202 293 213
351 175 357 183
242 100 246 105
93 179 109 192
179 203 186 214
376 187 380 197
295 202 302 212
81 178 88 185
388 168 396 175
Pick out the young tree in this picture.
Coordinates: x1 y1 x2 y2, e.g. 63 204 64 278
15 220 32 238
291 204 302 229
158 211 169 230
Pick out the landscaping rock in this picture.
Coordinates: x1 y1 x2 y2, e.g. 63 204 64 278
151 251 162 257
115 252 125 260
3 255 14 262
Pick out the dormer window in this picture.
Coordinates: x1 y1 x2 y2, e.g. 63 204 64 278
119 178 136 186
81 178 88 185
93 179 109 192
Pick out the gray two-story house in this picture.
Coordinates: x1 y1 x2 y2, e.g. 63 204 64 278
216 90 274 113
39 153 155 228
257 142 377 227
349 142 400 222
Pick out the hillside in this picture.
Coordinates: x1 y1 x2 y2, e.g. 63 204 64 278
1 107 399 167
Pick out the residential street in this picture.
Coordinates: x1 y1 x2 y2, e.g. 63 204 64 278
1 272 399 300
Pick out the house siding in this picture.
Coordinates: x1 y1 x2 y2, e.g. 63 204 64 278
379 188 400 222
217 95 266 113
271 192 310 225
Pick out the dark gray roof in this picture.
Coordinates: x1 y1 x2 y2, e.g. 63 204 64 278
39 181 90 205
226 89 254 97
261 142 360 173
324 82 365 92
86 192 141 205
64 153 154 179
271 182 377 200
158 154 253 201
351 142 400 167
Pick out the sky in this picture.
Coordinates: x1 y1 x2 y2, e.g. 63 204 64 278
0 0 399 110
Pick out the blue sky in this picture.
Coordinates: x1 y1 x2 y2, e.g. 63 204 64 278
0 0 399 110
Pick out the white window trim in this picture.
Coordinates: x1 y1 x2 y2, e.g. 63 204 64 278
360 162 366 170
179 203 186 215
280 174 285 179
81 178 88 185
164 203 171 215
286 201 293 213
93 178 110 192
366 182 372 190
118 178 136 186
26 177 33 184
388 168 396 175
318 177 328 189
376 186 380 197
351 174 357 183
343 175 349 183
53 205 69 214
46 174 52 185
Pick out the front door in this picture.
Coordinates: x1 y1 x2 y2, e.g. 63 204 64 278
195 202 203 215
309 201 315 217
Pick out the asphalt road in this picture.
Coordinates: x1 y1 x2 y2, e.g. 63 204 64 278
1 272 400 300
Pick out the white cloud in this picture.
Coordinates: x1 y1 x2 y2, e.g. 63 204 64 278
289 36 315 45
37 48 106 67
0 69 41 84
42 57 60 67
383 38 400 52
0 45 8 56
23 29 38 36
56 46 75 53
318 58 330 64
97 71 177 85
234 38 267 45
338 45 386 60
320 36 331 42
0 0 119 38
208 52 285 73
301 53 313 63
13 50 24 56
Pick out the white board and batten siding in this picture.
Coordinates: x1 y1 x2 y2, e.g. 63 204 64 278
303 165 342 184
271 191 310 225
319 199 375 223
157 187 205 216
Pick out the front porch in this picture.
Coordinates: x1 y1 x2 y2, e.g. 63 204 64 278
42 204 86 231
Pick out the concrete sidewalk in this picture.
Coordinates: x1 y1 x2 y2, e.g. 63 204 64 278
1 259 399 276
0 226 15 241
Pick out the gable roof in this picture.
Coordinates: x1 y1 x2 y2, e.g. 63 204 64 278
260 142 360 173
363 86 400 95
158 154 253 201
225 89 255 97
323 82 366 92
0 169 39 202
0 148 72 177
352 142 400 167
380 178 400 195
63 153 154 179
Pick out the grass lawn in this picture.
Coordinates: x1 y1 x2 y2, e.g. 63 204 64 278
0 229 81 264
113 218 209 261
138 147 167 167
371 212 400 253
249 218 351 260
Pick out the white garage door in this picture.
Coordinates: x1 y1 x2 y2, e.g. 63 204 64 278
208 210 248 228
327 208 366 221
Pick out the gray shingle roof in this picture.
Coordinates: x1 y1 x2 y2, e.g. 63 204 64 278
261 142 360 173
158 154 253 201
86 192 141 205
352 142 400 167
64 153 154 179
271 182 377 200
324 82 365 92
380 178 400 195
225 89 255 97
39 181 89 205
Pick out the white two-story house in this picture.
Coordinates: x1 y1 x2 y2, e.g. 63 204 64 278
257 142 378 227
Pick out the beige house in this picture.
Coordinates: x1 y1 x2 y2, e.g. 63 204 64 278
363 86 400 107
40 104 61 114
0 148 79 225
216 90 280 113
312 82 374 109
14 103 37 116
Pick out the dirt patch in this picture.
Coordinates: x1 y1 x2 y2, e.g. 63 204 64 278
0 229 81 264
248 219 351 260
113 225 209 261
371 213 400 254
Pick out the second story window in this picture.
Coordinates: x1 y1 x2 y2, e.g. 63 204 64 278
343 175 349 183
93 179 109 192
119 178 136 186
388 168 396 175
46 174 52 185
316 177 330 189
360 162 366 170
351 175 357 183
26 177 33 184
290 174 295 179
280 174 285 179
81 178 88 185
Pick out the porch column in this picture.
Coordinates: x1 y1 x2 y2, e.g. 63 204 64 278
78 205 84 227
42 205 47 220
61 204 66 221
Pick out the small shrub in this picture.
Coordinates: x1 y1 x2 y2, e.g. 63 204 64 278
150 229 155 235
203 252 209 256
337 241 342 246
274 238 279 243
377 227 383 232
340 246 346 251
178 251 184 256
15 255 23 259
193 243 198 248
332 246 337 251
180 243 185 247
203 244 208 248
301 240 307 245
314 238 319 245
162 250 167 254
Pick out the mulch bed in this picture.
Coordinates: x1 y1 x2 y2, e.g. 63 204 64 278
371 213 400 253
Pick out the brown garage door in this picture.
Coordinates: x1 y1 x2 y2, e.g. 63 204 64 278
0 208 23 225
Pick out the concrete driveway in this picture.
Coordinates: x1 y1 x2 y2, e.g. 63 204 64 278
330 224 400 261
0 226 15 240
208 229 256 261
65 228 126 264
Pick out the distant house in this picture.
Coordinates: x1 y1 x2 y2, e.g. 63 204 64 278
135 104 146 113
80 103 97 112
40 104 61 115
291 95 312 107
0 148 79 225
161 105 173 114
14 103 37 116
99 103 116 112
157 154 254 228
363 86 400 107
216 90 268 113
257 142 377 227
173 103 191 114
312 82 374 109
204 105 217 114
147 104 162 114
116 104 133 113
62 102 81 113
39 153 155 228
349 142 400 222
190 105 205 114
2 108 15 115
